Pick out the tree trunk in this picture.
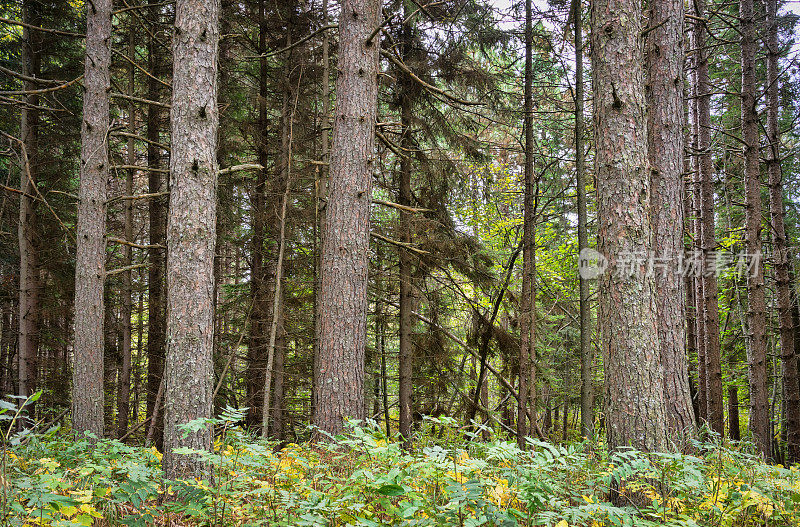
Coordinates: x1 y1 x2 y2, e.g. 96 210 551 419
645 0 695 442
312 0 332 426
269 316 286 440
18 0 41 414
728 384 740 441
591 0 668 456
162 0 219 478
740 0 770 459
117 27 136 439
146 0 166 452
313 0 379 436
72 0 111 437
517 0 536 449
397 1 416 450
692 0 723 435
247 0 269 430
690 83 707 424
574 0 593 441
765 0 799 464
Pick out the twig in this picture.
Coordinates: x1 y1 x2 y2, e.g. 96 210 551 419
106 263 148 276
247 24 337 59
371 231 429 255
107 191 169 203
0 17 84 38
0 75 83 96
107 236 164 250
373 198 431 214
110 92 171 109
111 131 170 152
111 164 169 173
218 163 264 175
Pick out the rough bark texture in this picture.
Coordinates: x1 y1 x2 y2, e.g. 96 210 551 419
162 0 219 478
247 1 271 430
117 28 136 439
688 58 707 426
692 0 723 435
740 0 770 459
72 0 111 437
397 1 416 449
518 0 535 448
313 0 379 436
18 0 41 410
645 0 695 443
575 0 593 441
146 0 166 451
766 0 799 464
591 0 668 454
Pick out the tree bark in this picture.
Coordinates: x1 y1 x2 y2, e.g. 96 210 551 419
728 384 740 441
740 0 770 459
162 0 219 478
146 0 166 452
397 5 416 450
591 0 668 455
269 313 286 440
574 0 593 441
18 0 41 414
765 0 799 464
117 26 136 439
313 0 379 436
645 0 695 442
72 0 111 437
518 0 537 448
692 0 723 435
247 0 270 430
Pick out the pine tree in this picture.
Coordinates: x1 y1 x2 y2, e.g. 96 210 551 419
162 0 220 477
313 0 380 436
72 0 112 437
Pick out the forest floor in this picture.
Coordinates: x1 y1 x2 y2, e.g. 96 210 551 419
2 414 799 526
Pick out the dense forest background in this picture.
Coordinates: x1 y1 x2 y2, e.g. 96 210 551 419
3 0 800 478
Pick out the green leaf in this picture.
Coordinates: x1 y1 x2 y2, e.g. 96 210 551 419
375 484 405 496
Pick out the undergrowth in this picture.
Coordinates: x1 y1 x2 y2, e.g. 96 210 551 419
2 397 800 526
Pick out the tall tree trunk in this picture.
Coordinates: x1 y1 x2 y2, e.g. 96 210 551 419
691 91 707 424
766 0 799 464
146 0 166 452
162 0 219 478
645 0 695 442
313 0 379 436
261 161 289 437
518 0 536 449
18 0 41 414
261 22 293 436
247 0 269 430
741 0 770 459
591 0 668 457
693 0 723 435
72 0 111 437
574 0 593 441
397 6 415 449
117 27 136 439
312 0 332 424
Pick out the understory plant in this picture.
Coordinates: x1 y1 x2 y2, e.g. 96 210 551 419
2 406 799 526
